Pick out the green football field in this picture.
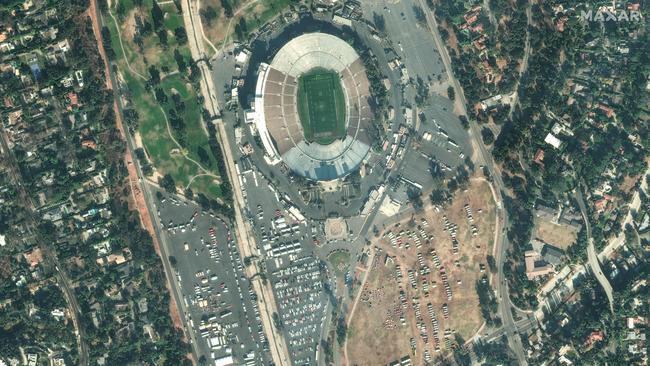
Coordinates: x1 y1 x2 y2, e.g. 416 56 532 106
297 68 347 145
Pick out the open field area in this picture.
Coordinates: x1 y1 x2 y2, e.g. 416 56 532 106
347 179 496 365
533 219 579 250
200 0 291 51
297 68 346 145
106 0 222 199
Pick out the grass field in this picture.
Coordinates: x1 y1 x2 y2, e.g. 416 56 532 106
297 68 346 145
107 0 222 200
327 250 350 276
200 0 291 52
533 220 579 250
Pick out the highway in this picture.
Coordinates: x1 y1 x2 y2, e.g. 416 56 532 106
413 0 527 364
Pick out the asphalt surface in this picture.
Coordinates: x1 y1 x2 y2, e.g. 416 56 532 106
574 187 614 312
237 168 330 365
200 1 527 365
359 0 471 189
155 193 269 364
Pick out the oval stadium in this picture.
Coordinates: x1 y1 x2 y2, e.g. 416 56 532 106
253 33 373 181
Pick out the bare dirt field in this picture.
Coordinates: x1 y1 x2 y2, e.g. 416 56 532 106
347 258 413 365
347 179 496 365
533 219 579 250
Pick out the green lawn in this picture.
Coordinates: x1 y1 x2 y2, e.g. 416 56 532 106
107 0 222 200
159 74 218 171
327 250 350 276
297 68 347 145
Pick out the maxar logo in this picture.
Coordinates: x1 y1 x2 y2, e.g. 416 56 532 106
580 8 643 22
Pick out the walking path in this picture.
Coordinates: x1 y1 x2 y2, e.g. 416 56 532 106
107 6 219 181
342 248 376 364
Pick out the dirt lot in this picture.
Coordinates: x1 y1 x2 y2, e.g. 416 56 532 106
347 258 413 365
533 219 579 250
347 179 496 365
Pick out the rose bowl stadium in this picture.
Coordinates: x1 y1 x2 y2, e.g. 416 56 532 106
253 33 373 181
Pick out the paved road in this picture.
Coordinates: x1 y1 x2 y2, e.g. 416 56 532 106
181 0 293 364
0 115 90 366
483 315 537 343
412 1 528 363
574 187 614 313
94 1 207 360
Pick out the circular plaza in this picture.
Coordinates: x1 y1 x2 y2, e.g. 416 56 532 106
254 33 373 181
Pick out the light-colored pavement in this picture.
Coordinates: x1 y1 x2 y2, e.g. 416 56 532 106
574 187 614 313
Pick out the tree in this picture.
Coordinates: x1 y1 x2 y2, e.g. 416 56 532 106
220 0 233 17
481 127 495 145
151 1 165 30
148 66 161 85
168 255 178 268
160 174 176 193
430 160 445 183
407 187 424 211
373 12 386 32
486 255 496 272
430 189 447 205
157 29 168 47
458 115 470 129
447 86 455 100
272 312 284 330
101 27 116 59
412 5 426 24
200 6 219 25
154 88 168 103
196 146 212 167
336 317 347 345
174 27 188 44
196 193 210 209
174 49 187 72
236 18 248 38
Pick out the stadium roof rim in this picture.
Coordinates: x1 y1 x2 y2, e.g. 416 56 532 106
254 33 373 181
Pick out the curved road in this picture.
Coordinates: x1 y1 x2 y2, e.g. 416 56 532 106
574 187 614 313
414 0 527 363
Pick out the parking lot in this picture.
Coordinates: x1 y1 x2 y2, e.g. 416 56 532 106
155 193 269 366
239 169 330 365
